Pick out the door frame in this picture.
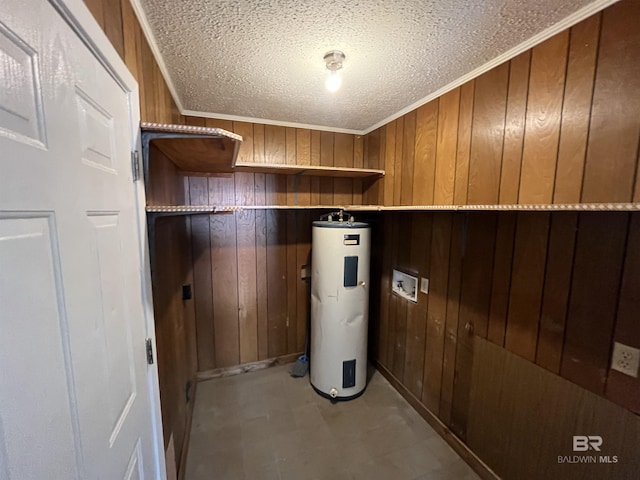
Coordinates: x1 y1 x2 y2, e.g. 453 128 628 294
46 1 166 477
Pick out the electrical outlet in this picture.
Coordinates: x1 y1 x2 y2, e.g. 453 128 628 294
611 342 640 378
420 277 429 294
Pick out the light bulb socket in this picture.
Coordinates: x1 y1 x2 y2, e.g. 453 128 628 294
324 50 345 72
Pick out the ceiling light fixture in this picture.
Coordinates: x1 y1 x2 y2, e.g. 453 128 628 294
324 50 345 93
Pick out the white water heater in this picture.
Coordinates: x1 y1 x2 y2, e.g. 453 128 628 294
310 218 370 400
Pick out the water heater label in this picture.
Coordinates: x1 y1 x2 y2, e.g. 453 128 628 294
343 234 360 245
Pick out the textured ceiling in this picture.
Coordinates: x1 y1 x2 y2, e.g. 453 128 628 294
139 0 596 131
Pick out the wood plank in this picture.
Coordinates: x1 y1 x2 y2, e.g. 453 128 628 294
392 294 408 381
310 130 321 205
189 213 215 371
519 32 569 204
486 212 517 346
413 102 439 205
296 129 312 206
561 212 628 394
434 89 460 205
253 124 266 163
266 210 288 357
265 125 286 164
236 210 258 364
452 213 497 440
387 293 398 372
393 117 404 206
255 210 268 360
536 212 578 373
635 145 640 202
102 0 124 59
439 214 465 425
210 213 239 367
499 52 531 204
363 128 382 205
233 121 255 206
285 130 297 206
140 37 158 122
606 212 640 413
285 128 297 165
468 65 509 205
296 211 312 352
84 0 105 30
378 213 394 366
582 0 640 203
391 213 411 379
320 132 334 205
334 133 354 204
146 144 187 206
422 213 452 414
353 135 365 205
265 173 286 206
205 118 233 131
383 121 397 206
468 337 640 480
286 211 297 353
454 82 475 205
120 0 139 82
504 213 550 361
459 213 498 339
401 111 417 205
403 213 432 397
553 15 600 204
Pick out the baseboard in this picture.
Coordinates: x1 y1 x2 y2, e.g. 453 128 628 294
177 378 197 480
374 361 500 480
196 352 302 382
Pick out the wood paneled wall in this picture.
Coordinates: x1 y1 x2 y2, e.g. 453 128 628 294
85 0 181 124
152 216 197 471
373 211 640 441
189 208 314 370
364 0 640 206
468 338 640 480
179 116 365 207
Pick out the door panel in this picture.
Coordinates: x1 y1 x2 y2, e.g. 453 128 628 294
0 214 81 480
0 22 46 146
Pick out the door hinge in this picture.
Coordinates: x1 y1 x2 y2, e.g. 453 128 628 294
131 151 140 182
146 338 154 364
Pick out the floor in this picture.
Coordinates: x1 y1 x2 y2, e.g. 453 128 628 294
185 365 481 480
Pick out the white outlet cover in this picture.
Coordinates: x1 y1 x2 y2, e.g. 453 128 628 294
420 277 429 294
611 342 640 378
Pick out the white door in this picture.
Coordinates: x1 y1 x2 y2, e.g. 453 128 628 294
0 0 162 479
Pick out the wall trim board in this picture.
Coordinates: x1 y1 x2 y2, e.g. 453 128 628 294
374 361 500 480
129 0 617 136
177 379 197 480
196 352 302 382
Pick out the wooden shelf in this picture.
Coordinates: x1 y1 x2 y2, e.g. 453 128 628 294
141 122 243 174
343 203 640 212
147 202 640 216
233 163 385 178
146 205 337 216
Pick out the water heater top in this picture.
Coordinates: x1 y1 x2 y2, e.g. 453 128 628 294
312 220 369 229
